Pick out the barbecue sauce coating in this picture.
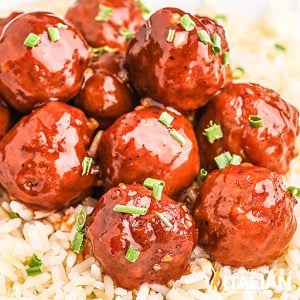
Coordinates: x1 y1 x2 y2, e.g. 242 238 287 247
86 183 198 290
194 164 297 268
65 0 144 51
0 12 22 35
0 99 10 140
97 107 200 195
126 7 231 112
0 102 98 210
75 52 135 128
197 83 300 174
0 12 89 113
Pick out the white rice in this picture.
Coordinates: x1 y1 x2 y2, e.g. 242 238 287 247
0 0 300 299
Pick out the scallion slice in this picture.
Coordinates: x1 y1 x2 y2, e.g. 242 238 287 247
288 186 300 201
71 231 85 254
95 5 113 22
90 45 118 56
82 157 93 176
143 178 165 189
75 209 87 232
170 129 186 146
223 51 230 65
212 33 221 54
166 29 176 43
10 211 20 219
214 15 228 22
199 168 208 180
125 246 140 262
159 111 174 128
48 27 60 42
156 212 172 228
230 154 242 165
197 30 211 44
23 33 41 48
57 23 68 29
28 254 42 268
203 122 223 144
274 43 286 52
26 266 42 276
180 14 195 31
249 115 264 128
119 27 134 41
152 182 164 201
232 67 245 80
214 151 232 169
136 0 150 14
113 204 147 215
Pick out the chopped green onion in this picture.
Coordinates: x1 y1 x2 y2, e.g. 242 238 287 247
82 157 93 176
170 129 186 146
232 67 245 80
10 211 20 219
113 204 148 215
214 151 232 169
230 154 242 165
249 115 264 128
90 45 118 56
197 30 211 44
156 212 172 228
57 23 68 29
159 111 174 128
166 29 176 43
23 33 41 48
214 14 228 22
274 43 286 52
152 182 164 201
75 209 87 232
136 0 150 14
288 186 300 201
48 27 60 42
28 254 42 268
26 266 42 276
119 27 134 41
223 51 230 65
212 33 222 54
199 168 208 180
95 5 113 22
125 246 140 262
180 14 195 31
143 178 165 189
203 122 223 144
71 231 85 254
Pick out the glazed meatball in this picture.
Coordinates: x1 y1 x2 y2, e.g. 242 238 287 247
197 83 299 174
194 164 297 268
97 107 200 195
0 12 22 34
65 0 144 51
87 183 198 289
0 98 10 139
0 102 98 210
0 12 89 113
126 8 231 112
75 52 135 128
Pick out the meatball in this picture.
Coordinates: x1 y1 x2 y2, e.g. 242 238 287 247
126 8 231 112
65 0 144 51
87 183 198 289
197 83 300 174
0 98 10 139
75 52 135 128
194 164 297 268
0 12 22 34
97 107 200 195
0 102 98 210
0 12 89 113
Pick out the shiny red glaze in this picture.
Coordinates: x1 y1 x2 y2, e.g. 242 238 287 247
0 12 22 35
0 102 98 210
87 183 198 289
197 83 300 174
194 164 297 268
126 7 231 112
0 12 89 113
75 52 135 128
97 107 200 195
65 0 144 51
0 99 10 139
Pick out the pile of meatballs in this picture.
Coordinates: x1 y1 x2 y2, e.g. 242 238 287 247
0 0 299 291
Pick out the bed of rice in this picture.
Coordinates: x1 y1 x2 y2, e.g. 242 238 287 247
0 1 300 299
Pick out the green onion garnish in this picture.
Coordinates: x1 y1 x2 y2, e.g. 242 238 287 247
156 212 172 228
26 266 42 276
82 157 93 176
71 231 85 254
23 33 41 48
143 178 165 189
199 168 208 180
212 33 222 54
75 209 87 232
223 51 230 65
214 151 232 169
170 129 186 146
113 204 147 215
57 23 68 29
275 43 286 52
230 154 242 165
48 27 60 42
90 45 118 56
119 27 134 42
197 30 211 45
203 122 223 144
125 246 140 262
249 115 264 128
166 29 176 43
232 67 245 80
288 186 300 201
159 111 174 128
10 211 20 219
136 0 150 14
214 14 227 22
26 254 43 276
152 182 164 201
95 5 113 22
180 14 195 31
